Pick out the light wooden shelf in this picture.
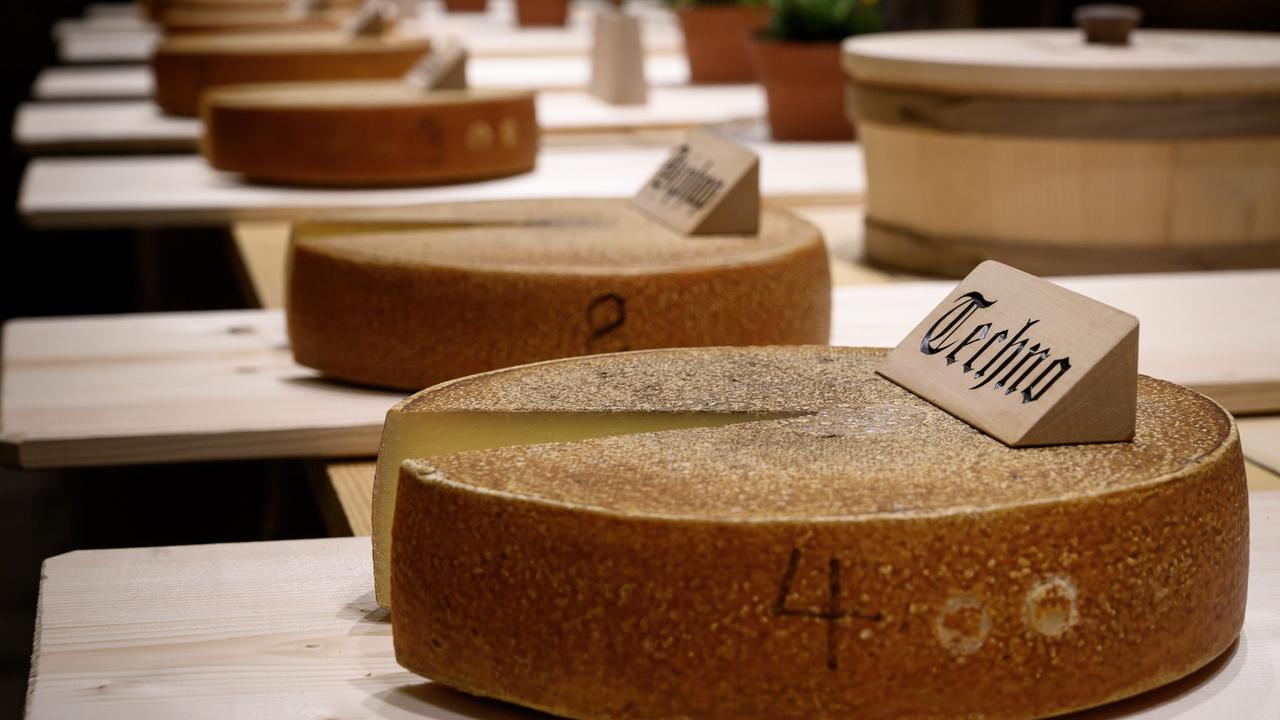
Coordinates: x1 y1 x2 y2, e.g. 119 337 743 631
3 271 1276 469
14 85 765 154
18 143 865 229
24 491 1280 719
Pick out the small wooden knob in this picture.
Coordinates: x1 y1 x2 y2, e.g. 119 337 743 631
1075 4 1142 46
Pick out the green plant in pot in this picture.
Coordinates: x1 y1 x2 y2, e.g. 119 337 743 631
670 0 771 84
752 0 881 140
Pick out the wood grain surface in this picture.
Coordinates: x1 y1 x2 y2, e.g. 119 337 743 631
3 270 1276 469
18 143 865 229
24 492 1280 719
31 54 692 102
14 86 765 154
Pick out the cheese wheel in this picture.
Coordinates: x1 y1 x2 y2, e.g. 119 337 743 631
158 8 353 35
151 32 430 116
288 200 831 389
386 345 1248 720
201 84 536 186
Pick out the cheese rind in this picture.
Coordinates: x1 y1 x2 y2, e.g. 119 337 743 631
202 84 537 185
386 346 1247 719
288 200 832 391
151 32 430 116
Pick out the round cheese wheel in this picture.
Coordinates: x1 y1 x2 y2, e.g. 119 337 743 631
387 345 1247 719
201 84 536 186
158 8 353 35
151 31 430 116
288 200 831 390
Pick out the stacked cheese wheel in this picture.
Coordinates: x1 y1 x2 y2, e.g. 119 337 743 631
202 84 536 185
151 32 430 116
287 200 832 388
378 345 1248 719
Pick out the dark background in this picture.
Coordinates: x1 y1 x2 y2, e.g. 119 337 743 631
1 0 1277 718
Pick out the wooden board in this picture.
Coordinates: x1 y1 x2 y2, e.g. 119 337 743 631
31 55 691 102
58 0 683 64
17 143 864 229
1240 417 1280 476
14 86 763 154
3 271 1276 469
830 270 1280 416
0 310 402 469
24 491 1280 719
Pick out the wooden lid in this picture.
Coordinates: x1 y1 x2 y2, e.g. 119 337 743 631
293 199 821 275
402 346 1234 520
843 29 1280 98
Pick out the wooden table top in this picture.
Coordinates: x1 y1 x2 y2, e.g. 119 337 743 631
24 491 1280 719
31 55 692 102
18 142 865 229
14 86 765 154
56 0 684 64
3 269 1277 469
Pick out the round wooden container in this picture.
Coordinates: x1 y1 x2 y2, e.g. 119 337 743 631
151 31 431 116
842 26 1280 276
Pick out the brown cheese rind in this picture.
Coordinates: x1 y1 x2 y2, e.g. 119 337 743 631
201 85 537 186
151 32 430 116
389 346 1247 719
288 202 831 390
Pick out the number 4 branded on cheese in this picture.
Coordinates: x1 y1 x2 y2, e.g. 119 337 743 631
878 260 1139 446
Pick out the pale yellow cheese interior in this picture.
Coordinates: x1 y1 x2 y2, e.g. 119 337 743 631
372 411 798 607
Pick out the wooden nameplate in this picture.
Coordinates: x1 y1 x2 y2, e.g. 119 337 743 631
879 261 1138 446
151 31 431 116
633 128 759 235
201 85 536 186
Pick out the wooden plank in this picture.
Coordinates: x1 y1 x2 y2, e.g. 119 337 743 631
830 270 1280 417
17 144 865 229
3 271 1276 469
25 492 1280 719
58 1 684 64
0 310 402 468
14 86 764 154
1240 417 1280 476
31 55 692 102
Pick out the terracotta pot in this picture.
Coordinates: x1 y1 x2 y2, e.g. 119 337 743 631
515 0 569 26
444 0 488 12
751 39 855 141
677 6 770 84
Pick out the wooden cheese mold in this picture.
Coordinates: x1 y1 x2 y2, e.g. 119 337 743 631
287 199 831 389
842 29 1280 277
383 345 1248 719
201 84 537 186
151 31 431 117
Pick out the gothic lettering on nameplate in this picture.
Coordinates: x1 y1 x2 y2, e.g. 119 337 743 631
631 128 759 236
877 261 1139 447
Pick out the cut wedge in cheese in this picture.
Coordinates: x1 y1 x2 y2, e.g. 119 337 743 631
152 32 430 116
201 84 536 186
381 345 1248 719
288 199 831 389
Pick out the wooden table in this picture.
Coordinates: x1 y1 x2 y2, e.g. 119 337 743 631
17 142 865 229
24 491 1280 719
15 86 764 154
4 270 1277 470
31 55 692 102
56 0 684 64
